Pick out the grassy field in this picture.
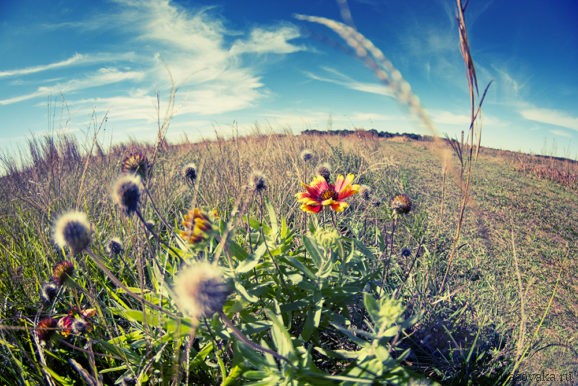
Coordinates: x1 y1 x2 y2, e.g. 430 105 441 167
0 131 575 385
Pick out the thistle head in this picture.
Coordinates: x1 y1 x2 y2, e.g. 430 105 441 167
250 171 267 192
182 163 197 184
359 185 372 201
40 281 59 303
106 238 123 256
391 194 412 215
317 162 331 181
173 261 231 320
36 317 57 343
52 261 74 285
113 174 143 216
121 151 149 179
53 212 92 254
300 149 314 162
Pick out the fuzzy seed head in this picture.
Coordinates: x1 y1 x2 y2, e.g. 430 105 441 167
250 171 267 192
300 149 314 162
52 261 74 285
391 194 412 214
106 238 123 256
359 185 372 201
40 281 59 303
317 163 331 181
182 163 197 184
113 174 143 216
174 261 231 320
53 212 91 254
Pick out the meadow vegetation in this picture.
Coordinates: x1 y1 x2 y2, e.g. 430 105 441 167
0 130 575 385
1 0 577 384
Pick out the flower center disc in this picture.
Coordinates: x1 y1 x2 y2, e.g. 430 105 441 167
321 189 338 201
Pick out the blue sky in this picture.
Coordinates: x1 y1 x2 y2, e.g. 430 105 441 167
1 0 577 161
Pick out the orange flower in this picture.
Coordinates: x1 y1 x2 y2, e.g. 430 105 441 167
296 173 360 213
180 208 213 244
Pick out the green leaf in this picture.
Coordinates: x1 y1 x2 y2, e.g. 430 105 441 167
363 292 380 325
234 280 259 303
228 240 250 261
266 201 278 236
222 364 243 386
281 256 316 281
264 308 296 361
303 236 323 267
301 296 324 341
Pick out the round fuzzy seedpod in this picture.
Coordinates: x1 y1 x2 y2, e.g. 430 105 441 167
359 185 372 201
52 261 74 285
40 281 59 303
182 163 197 184
121 151 149 179
53 212 92 254
113 174 143 216
173 261 231 320
145 220 155 231
391 194 412 215
250 171 267 192
300 149 314 162
317 163 331 182
106 238 123 256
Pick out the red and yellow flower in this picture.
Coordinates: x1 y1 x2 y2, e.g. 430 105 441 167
180 208 214 244
296 173 360 213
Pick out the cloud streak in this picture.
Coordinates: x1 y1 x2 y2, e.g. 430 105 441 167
520 108 578 132
305 67 393 97
0 68 144 106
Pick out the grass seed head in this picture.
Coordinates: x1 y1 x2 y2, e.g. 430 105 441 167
53 212 91 254
113 174 143 216
174 261 231 320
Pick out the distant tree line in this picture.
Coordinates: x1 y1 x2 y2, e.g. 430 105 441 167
301 128 431 141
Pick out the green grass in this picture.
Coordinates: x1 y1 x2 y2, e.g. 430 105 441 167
0 132 575 385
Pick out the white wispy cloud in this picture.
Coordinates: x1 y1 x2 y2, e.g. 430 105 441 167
0 54 85 78
230 25 302 55
520 107 578 132
0 52 138 79
0 68 144 106
305 66 393 97
1 0 304 131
